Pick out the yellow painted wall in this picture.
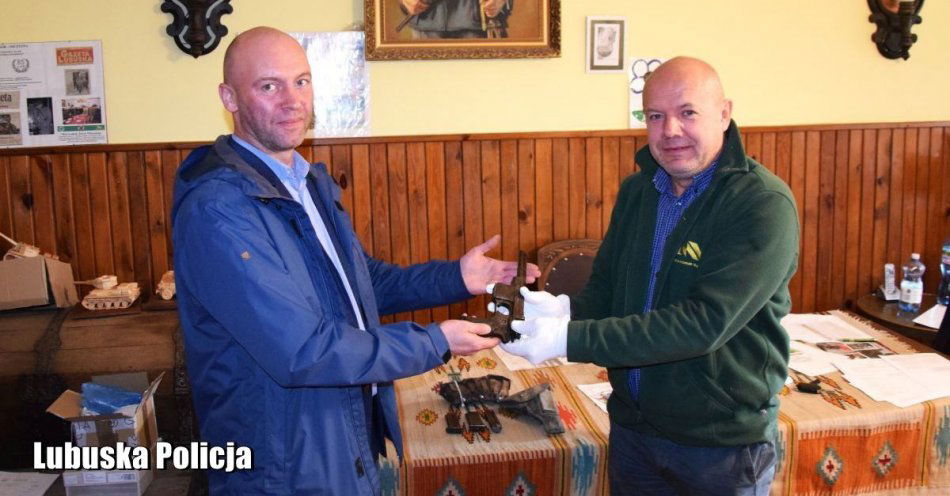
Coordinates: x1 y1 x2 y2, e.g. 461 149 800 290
1 1 947 144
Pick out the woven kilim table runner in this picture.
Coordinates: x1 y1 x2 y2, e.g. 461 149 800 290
380 310 950 495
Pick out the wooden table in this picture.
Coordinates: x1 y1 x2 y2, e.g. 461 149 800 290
387 311 950 495
854 292 939 347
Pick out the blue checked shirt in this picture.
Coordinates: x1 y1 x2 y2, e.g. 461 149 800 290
628 161 718 400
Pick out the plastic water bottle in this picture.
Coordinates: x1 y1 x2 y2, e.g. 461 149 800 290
899 253 925 314
939 238 950 306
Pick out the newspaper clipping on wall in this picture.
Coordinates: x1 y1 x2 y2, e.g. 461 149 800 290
0 40 107 148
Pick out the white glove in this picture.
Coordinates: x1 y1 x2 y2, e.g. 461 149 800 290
486 285 571 320
500 315 569 364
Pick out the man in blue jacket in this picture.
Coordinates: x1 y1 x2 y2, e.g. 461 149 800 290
172 26 537 494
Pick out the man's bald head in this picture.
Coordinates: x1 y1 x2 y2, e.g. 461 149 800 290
641 56 732 194
643 56 726 110
218 26 313 166
223 27 302 86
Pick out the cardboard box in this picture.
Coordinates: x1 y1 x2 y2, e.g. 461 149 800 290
0 256 78 311
47 372 163 496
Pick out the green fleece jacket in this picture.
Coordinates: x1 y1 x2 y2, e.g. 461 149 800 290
567 121 799 447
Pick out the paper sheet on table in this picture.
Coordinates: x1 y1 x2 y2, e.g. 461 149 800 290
788 342 851 376
577 382 612 413
835 353 950 407
0 471 59 496
912 304 946 329
493 346 570 371
781 313 874 343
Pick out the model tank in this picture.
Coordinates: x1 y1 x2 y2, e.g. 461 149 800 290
1 231 41 260
81 282 141 310
155 270 176 300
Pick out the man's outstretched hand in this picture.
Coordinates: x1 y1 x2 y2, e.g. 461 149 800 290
440 319 499 355
459 235 541 295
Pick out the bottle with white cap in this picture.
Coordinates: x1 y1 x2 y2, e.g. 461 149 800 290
898 253 925 314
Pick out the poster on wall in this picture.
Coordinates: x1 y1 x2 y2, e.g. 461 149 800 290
628 57 665 128
0 40 107 148
291 31 369 138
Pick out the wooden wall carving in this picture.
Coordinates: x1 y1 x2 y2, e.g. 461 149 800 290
1 122 948 318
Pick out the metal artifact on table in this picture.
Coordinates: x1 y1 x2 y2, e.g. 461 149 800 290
464 251 528 343
499 382 566 435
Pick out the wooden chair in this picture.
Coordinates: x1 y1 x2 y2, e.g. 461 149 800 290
536 239 601 298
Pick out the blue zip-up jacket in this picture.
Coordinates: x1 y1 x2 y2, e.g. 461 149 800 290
171 136 471 494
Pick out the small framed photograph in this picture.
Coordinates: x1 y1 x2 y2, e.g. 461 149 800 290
586 16 625 73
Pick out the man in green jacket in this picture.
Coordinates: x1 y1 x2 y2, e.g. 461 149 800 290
502 57 799 495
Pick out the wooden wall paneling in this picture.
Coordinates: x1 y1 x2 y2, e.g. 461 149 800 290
405 142 432 323
746 133 762 164
787 132 806 312
479 139 502 314
568 138 586 239
480 140 502 245
760 132 777 172
859 130 878 294
126 151 154 289
844 131 863 304
815 131 836 310
619 136 637 181
774 132 791 184
885 130 906 271
800 131 820 310
871 130 892 293
331 145 353 212
50 154 76 263
28 155 55 254
898 130 918 283
517 139 536 256
144 150 169 287
911 130 931 261
106 152 134 284
924 128 945 292
87 153 115 276
160 151 180 271
584 137 602 239
386 143 412 322
601 137 619 237
442 142 465 320
461 141 483 317
534 138 553 250
830 131 849 306
2 122 949 316
69 152 96 282
425 141 449 323
368 144 391 262
499 140 519 265
350 145 372 249
0 156 11 239
9 155 33 244
551 138 570 241
312 146 331 169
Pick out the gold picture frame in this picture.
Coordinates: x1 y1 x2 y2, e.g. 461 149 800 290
365 0 560 60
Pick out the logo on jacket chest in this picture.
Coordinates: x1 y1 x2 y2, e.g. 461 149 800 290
672 241 701 269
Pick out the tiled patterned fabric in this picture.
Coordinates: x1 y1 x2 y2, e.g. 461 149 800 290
382 311 950 495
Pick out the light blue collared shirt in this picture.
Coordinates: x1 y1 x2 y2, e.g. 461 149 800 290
231 135 366 332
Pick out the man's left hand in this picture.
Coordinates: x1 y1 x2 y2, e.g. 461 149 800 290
460 235 540 295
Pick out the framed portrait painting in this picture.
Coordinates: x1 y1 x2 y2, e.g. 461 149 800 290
586 16 625 73
365 0 561 60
